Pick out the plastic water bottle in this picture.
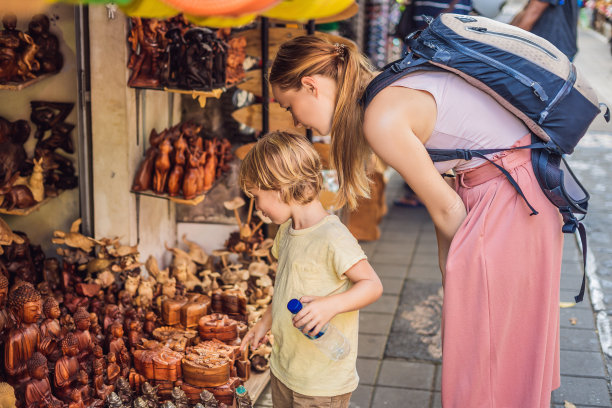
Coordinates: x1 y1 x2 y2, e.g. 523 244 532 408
287 298 350 360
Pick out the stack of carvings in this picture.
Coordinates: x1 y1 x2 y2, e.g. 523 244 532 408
127 16 246 91
0 101 77 212
0 208 270 407
131 122 232 200
0 14 63 85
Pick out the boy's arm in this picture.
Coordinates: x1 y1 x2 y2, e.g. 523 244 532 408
293 259 383 336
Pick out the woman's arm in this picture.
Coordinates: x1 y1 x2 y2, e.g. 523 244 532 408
363 86 467 280
293 259 383 335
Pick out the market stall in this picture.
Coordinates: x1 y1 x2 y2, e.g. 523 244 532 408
0 1 383 407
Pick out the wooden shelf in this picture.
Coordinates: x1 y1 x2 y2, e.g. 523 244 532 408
0 73 53 91
131 189 208 206
0 189 66 216
244 369 271 403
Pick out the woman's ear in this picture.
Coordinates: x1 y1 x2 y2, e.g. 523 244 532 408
300 76 317 95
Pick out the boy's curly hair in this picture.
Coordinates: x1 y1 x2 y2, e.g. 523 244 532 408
239 131 322 204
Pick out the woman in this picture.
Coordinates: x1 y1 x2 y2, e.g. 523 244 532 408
269 36 563 408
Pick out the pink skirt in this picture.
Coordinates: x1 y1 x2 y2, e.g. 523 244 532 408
441 134 563 408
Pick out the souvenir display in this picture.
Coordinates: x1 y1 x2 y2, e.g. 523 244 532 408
127 16 246 90
132 123 232 201
0 13 63 86
0 211 273 407
0 101 77 214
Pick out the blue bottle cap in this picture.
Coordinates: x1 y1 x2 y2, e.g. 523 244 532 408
287 298 302 314
236 385 246 396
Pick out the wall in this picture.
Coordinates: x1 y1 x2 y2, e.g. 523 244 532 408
89 7 180 264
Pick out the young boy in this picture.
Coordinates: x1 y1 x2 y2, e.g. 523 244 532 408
239 131 383 407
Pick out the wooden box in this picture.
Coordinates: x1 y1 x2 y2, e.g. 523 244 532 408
180 294 211 328
198 313 238 343
162 297 188 325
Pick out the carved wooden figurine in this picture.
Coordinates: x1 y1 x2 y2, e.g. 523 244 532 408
127 18 162 88
182 150 200 200
106 352 121 385
73 306 95 363
0 273 10 336
54 332 80 402
4 284 49 385
107 322 127 356
93 363 114 401
153 137 172 194
167 135 187 196
24 352 63 408
40 296 62 364
0 382 16 408
132 146 158 192
141 382 160 408
115 377 133 406
27 14 63 74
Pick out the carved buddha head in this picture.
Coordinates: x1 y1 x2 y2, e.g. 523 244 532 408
61 333 79 357
0 274 8 306
77 370 88 385
27 352 48 380
111 322 124 338
28 14 50 37
8 284 42 324
73 307 90 331
43 296 60 319
0 382 16 408
1 14 17 32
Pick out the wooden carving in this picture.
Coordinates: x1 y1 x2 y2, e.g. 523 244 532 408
197 314 238 344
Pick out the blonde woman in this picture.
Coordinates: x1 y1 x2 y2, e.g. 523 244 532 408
270 36 563 407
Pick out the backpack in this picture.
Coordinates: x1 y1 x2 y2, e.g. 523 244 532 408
361 13 610 302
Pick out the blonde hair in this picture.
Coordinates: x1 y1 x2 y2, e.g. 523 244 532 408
239 131 322 205
269 36 375 209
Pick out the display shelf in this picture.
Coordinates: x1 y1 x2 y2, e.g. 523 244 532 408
0 191 64 216
131 189 208 206
245 369 271 403
0 73 53 91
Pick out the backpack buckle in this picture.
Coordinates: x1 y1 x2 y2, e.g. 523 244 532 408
560 207 579 233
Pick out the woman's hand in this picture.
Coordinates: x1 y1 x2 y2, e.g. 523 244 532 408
292 296 339 336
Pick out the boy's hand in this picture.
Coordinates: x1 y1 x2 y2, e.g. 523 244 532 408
293 296 339 336
240 321 269 351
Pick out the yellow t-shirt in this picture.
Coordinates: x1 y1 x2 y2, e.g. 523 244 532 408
269 215 367 397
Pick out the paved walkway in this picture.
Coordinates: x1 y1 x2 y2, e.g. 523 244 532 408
254 171 612 407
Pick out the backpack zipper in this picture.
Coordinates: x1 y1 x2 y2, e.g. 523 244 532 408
428 28 549 102
538 64 576 124
465 26 558 60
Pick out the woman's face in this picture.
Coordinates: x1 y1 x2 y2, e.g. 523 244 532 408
272 75 337 136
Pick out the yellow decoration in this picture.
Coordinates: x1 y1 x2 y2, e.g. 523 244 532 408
263 0 354 21
120 0 179 18
163 87 224 108
184 13 257 28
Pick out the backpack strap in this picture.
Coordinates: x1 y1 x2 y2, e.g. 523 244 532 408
360 51 441 108
560 209 587 303
426 141 552 216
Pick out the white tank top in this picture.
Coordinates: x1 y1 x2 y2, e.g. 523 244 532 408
390 70 529 173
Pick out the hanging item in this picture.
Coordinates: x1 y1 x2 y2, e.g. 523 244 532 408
158 0 280 17
127 16 246 90
262 0 354 21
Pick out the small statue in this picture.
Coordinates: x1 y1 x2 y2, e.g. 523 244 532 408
106 352 121 384
91 312 105 345
182 149 200 200
42 257 61 291
161 402 176 408
0 14 21 83
0 273 10 336
160 27 184 87
52 218 97 253
132 145 157 192
40 296 62 363
105 392 124 408
234 385 252 408
76 369 100 407
203 140 217 191
141 382 159 408
27 14 63 74
54 332 80 402
24 352 63 408
68 388 85 408
4 284 50 385
143 310 157 335
115 377 133 406
199 390 218 408
171 386 189 408
136 277 154 308
73 306 95 362
182 28 214 89
127 18 162 88
167 135 186 197
153 137 172 194
107 321 127 356
127 319 143 350
132 397 149 408
93 362 114 401
0 382 16 408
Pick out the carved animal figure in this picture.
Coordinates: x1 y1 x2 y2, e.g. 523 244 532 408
182 150 200 200
153 137 172 194
13 157 44 202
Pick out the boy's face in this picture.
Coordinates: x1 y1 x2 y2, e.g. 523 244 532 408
251 188 292 225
